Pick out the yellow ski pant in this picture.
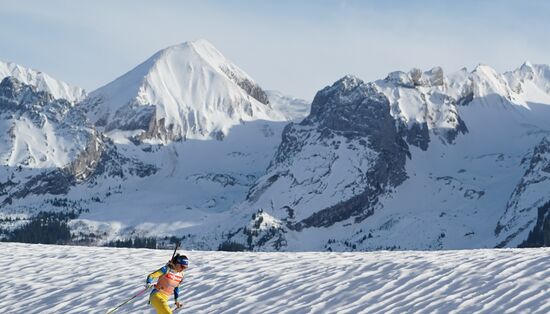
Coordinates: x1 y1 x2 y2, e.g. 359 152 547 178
150 291 172 314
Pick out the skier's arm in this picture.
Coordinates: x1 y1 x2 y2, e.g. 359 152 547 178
146 266 168 284
174 277 184 303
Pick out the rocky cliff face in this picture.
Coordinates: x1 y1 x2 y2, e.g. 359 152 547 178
299 76 411 226
519 201 550 247
220 65 270 105
245 76 410 231
496 137 550 247
0 77 93 201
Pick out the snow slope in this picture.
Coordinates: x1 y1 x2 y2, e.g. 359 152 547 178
69 119 290 240
266 90 310 121
1 243 548 314
0 61 86 102
0 77 93 169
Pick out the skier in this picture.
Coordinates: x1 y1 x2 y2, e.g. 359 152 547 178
146 253 189 314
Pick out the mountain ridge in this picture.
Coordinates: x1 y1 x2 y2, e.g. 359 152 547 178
0 61 86 103
1 46 550 252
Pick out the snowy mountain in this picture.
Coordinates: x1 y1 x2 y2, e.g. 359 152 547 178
505 61 550 105
2 243 549 313
1 46 549 252
247 76 409 228
81 40 287 142
0 42 310 249
219 63 550 251
0 61 86 102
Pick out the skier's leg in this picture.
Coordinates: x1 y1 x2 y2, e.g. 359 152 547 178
150 292 172 314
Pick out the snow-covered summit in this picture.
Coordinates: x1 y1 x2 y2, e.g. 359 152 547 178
0 61 86 102
374 63 550 149
0 77 92 169
466 64 518 103
375 68 467 149
84 39 286 142
504 62 550 105
380 62 550 104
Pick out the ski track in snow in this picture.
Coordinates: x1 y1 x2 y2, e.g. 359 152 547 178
1 243 549 314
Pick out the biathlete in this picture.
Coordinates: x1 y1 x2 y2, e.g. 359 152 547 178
146 253 189 314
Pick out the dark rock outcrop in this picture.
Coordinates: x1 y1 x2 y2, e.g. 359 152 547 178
263 76 410 228
519 201 550 247
496 137 550 246
221 66 270 105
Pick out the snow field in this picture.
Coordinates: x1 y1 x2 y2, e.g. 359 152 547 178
1 243 548 313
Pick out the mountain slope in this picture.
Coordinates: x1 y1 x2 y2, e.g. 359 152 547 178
265 90 310 121
0 77 92 169
496 137 550 247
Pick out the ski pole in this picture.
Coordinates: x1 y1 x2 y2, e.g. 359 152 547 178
171 241 181 260
106 286 151 314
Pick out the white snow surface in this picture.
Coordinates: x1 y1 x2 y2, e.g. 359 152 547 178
1 243 548 314
0 61 86 102
4 117 70 167
265 90 310 121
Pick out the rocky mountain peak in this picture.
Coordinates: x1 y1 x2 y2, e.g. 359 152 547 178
520 60 534 73
308 76 385 125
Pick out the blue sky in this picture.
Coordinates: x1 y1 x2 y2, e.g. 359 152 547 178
1 0 549 99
